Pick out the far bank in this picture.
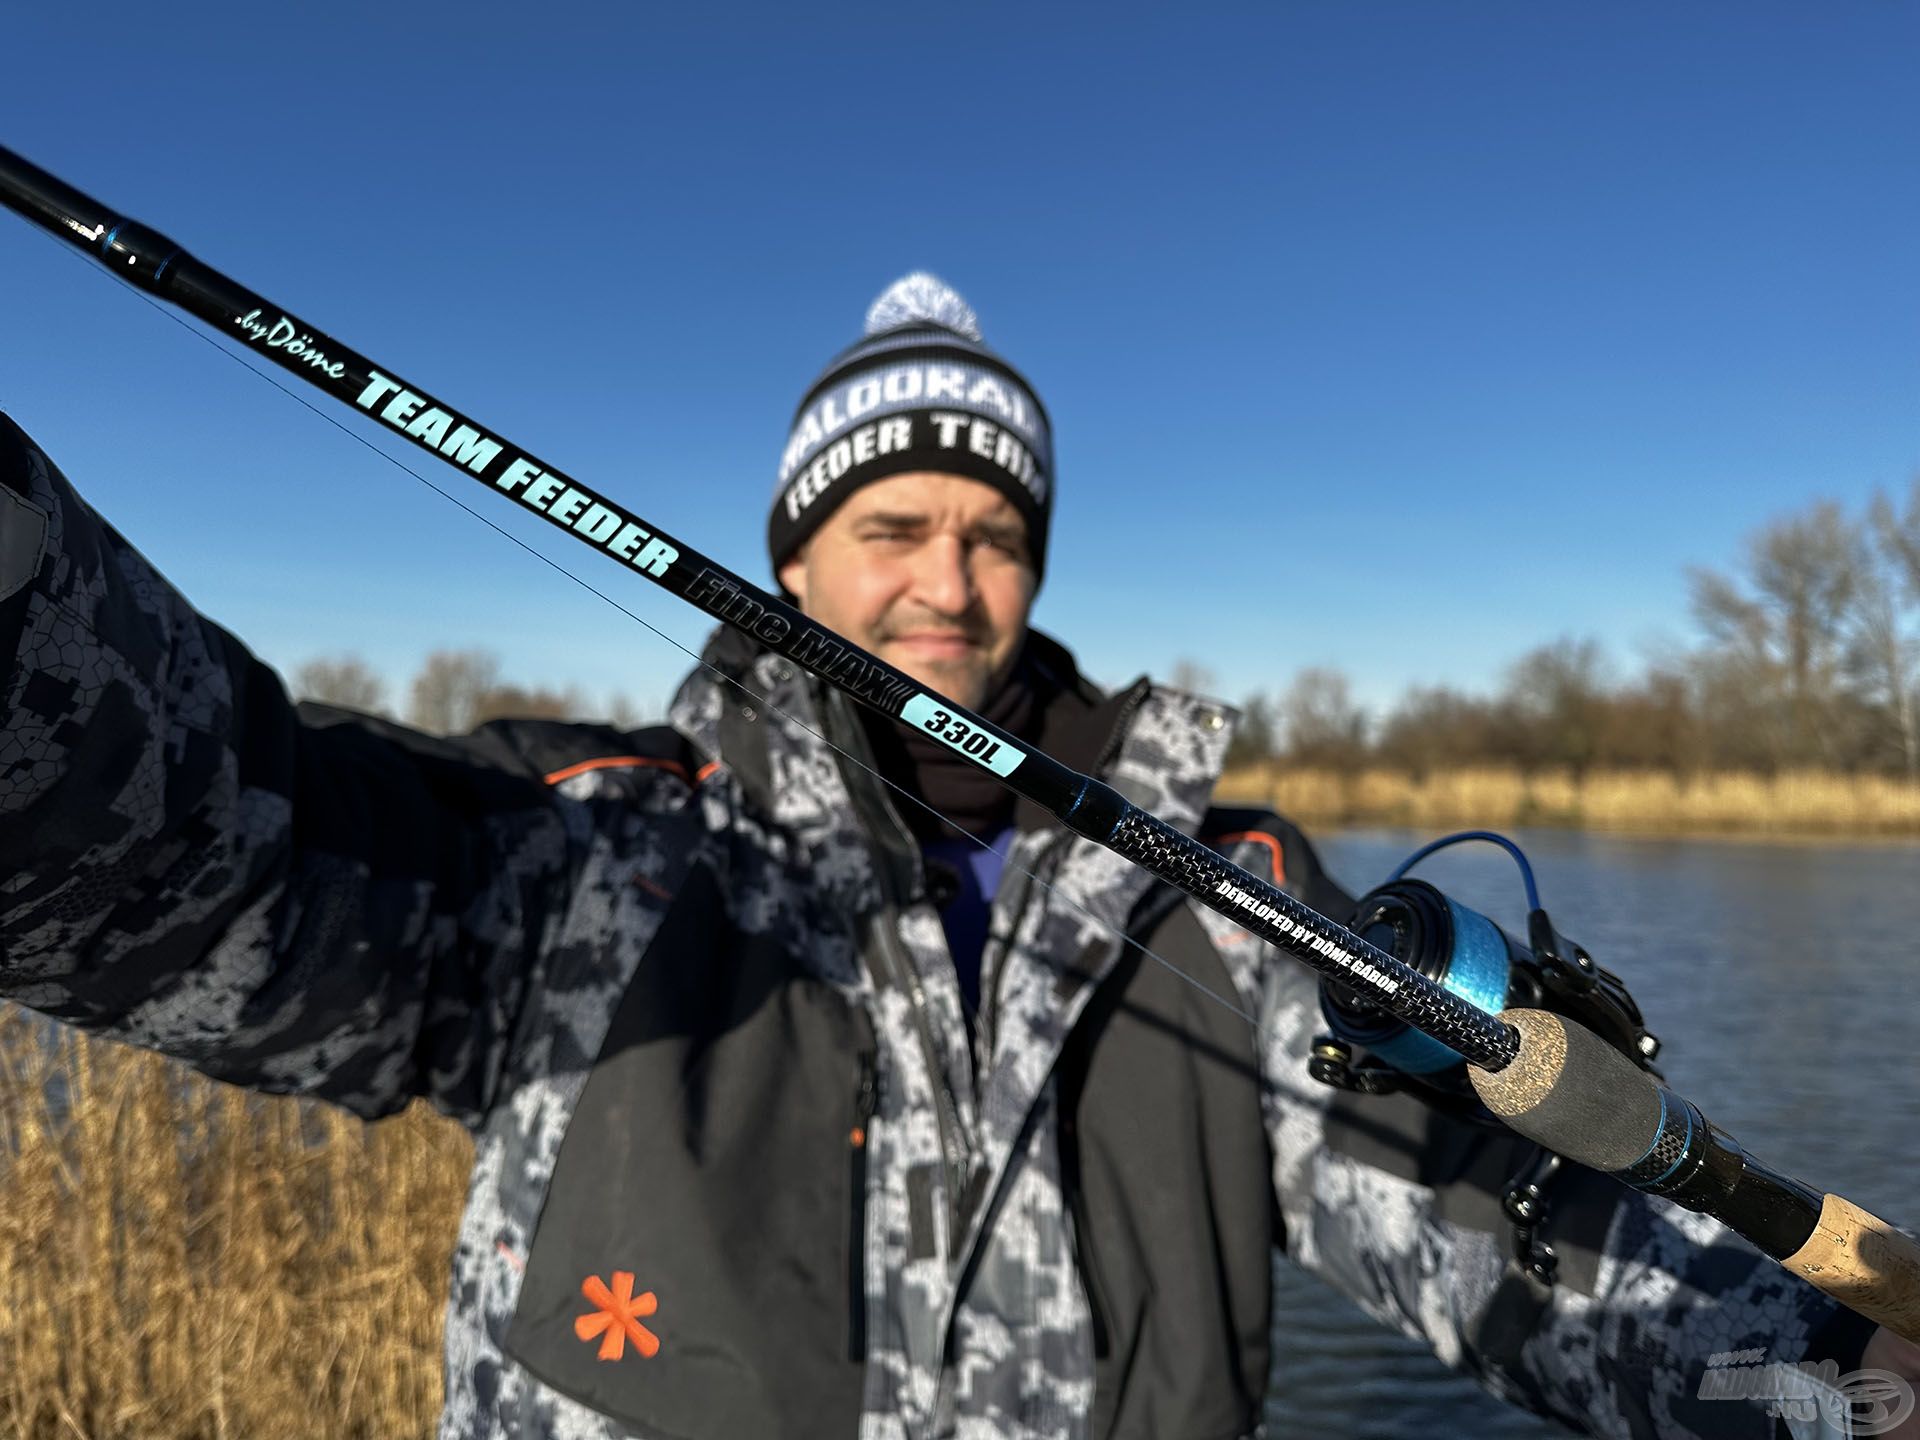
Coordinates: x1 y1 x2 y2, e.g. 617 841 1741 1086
1212 765 1920 840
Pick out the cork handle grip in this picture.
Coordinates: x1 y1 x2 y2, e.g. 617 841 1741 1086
1783 1194 1920 1344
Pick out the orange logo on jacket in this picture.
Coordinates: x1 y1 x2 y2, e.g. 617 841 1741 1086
575 1272 660 1360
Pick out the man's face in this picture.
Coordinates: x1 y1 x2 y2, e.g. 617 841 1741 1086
778 471 1037 712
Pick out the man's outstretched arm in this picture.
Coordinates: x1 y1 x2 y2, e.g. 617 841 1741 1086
0 410 585 1125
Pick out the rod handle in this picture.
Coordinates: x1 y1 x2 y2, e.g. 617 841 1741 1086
1783 1194 1920 1345
1473 1010 1920 1344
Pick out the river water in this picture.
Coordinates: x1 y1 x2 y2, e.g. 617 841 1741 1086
1264 827 1920 1437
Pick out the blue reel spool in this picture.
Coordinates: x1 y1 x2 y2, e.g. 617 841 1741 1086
1321 880 1518 1075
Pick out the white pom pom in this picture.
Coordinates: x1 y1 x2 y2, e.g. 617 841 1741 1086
865 272 982 341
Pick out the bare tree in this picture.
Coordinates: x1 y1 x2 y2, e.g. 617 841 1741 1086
1168 658 1217 698
292 654 390 716
470 683 584 726
1598 665 1699 775
1688 502 1863 767
1849 483 1920 776
1872 476 1920 595
407 650 501 735
1375 685 1516 775
1279 667 1369 773
1754 503 1861 723
1224 693 1278 769
602 691 649 729
1503 637 1610 775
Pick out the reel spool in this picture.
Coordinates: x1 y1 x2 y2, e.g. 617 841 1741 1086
1307 832 1664 1286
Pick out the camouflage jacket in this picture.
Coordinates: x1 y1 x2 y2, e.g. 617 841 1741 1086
0 411 1871 1440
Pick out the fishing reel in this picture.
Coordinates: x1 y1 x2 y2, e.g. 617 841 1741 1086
1307 831 1662 1286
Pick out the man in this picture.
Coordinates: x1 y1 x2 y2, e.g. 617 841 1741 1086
0 273 1911 1440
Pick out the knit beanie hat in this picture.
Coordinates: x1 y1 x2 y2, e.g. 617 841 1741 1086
768 273 1054 585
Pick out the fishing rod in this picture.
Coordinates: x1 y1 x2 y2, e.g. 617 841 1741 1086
1 144 1914 1345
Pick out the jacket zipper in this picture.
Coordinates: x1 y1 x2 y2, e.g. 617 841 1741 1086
1058 1108 1114 1359
828 690 971 1255
817 687 967 1251
977 681 1146 1077
847 1048 879 1361
875 893 968 1247
975 829 1068 1082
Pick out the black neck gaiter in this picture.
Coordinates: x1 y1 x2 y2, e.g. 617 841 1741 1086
859 648 1047 843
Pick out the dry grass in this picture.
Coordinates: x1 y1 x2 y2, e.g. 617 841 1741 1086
1216 764 1920 837
0 1011 472 1440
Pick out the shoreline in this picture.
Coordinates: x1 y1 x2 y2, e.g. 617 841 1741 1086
1313 820 1920 851
1214 765 1920 844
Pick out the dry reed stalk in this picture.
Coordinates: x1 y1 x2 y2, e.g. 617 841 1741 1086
0 1010 472 1440
1217 765 1920 837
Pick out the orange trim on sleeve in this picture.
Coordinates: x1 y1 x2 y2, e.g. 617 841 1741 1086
544 754 716 787
1211 830 1286 888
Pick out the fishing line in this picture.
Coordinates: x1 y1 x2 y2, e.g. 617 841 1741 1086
0 150 1525 1073
7 149 1918 1343
16 219 1264 1036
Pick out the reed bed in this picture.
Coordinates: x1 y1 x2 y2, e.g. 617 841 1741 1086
1215 765 1920 837
0 1010 472 1440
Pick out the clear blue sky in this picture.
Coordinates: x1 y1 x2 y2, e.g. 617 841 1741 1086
3 3 1915 720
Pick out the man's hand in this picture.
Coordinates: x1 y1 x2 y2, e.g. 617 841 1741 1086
1859 1326 1920 1439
